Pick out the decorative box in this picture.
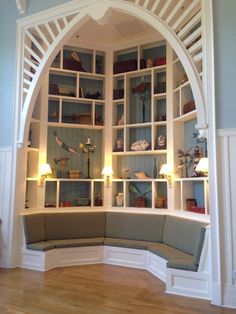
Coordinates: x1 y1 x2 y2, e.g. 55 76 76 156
68 170 81 179
134 196 145 208
63 59 87 72
188 206 205 214
113 59 137 74
75 113 92 124
183 100 196 114
154 57 166 66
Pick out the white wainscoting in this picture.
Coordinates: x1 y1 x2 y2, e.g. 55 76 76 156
217 129 236 308
20 232 212 300
0 147 13 267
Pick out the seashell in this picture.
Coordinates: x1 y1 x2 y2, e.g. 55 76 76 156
130 139 150 151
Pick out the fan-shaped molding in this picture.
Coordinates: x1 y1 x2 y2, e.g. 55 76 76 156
16 0 207 147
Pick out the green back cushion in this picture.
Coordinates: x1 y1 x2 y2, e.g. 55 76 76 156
44 212 106 240
23 214 45 244
106 212 166 242
163 215 207 263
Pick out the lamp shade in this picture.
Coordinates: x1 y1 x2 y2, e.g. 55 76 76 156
159 164 172 175
39 163 52 175
196 158 208 174
101 166 113 176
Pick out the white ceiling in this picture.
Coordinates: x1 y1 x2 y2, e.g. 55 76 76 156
68 9 163 47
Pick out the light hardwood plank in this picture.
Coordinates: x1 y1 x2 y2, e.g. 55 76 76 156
0 265 235 314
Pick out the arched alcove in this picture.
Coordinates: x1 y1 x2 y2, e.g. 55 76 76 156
11 0 221 305
16 0 206 147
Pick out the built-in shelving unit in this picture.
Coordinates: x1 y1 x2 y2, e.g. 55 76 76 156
24 36 208 218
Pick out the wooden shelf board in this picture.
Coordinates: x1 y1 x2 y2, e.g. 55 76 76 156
174 177 208 182
174 110 197 122
112 150 167 156
47 122 104 130
49 67 105 79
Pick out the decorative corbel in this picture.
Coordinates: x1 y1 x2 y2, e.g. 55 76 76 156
16 0 27 14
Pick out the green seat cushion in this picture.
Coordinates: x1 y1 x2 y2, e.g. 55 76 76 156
47 237 105 248
106 212 165 242
44 212 106 240
23 214 45 244
163 216 207 265
104 237 155 250
26 241 55 251
167 257 197 272
147 243 193 261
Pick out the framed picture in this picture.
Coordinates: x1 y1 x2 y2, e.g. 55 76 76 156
186 198 197 211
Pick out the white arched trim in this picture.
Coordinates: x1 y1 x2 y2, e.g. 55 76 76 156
16 0 206 147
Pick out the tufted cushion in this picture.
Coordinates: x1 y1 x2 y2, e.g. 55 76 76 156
26 241 55 251
147 243 192 261
104 237 155 250
47 237 105 248
167 257 197 271
23 214 45 244
44 212 106 240
106 212 166 242
163 216 207 264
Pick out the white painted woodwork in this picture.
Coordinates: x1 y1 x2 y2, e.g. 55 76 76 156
20 232 212 300
15 0 206 147
216 129 236 308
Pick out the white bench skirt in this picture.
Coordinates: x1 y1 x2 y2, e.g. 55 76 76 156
21 227 212 301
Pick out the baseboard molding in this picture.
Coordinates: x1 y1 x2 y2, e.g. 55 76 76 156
0 251 19 269
223 285 236 309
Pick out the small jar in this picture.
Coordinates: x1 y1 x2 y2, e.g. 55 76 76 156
116 193 124 207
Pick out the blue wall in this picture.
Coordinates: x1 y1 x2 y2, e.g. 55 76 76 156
0 0 236 147
213 0 236 129
0 0 70 147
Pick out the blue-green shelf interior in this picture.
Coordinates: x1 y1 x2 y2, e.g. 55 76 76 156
48 99 59 122
155 98 166 121
47 127 103 179
116 154 166 179
61 101 92 124
79 77 104 100
128 181 152 208
129 75 151 124
59 181 90 207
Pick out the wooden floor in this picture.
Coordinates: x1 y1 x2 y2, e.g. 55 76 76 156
0 264 236 314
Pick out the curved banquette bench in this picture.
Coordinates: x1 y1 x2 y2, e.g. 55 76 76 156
22 212 211 299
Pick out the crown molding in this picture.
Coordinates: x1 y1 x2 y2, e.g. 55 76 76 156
16 0 27 14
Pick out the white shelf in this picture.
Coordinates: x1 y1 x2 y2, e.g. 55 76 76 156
26 177 38 181
112 150 167 156
48 94 105 103
153 93 167 98
174 110 197 122
46 178 104 182
113 64 166 78
174 177 208 182
47 122 104 130
113 98 124 103
49 67 105 79
125 122 152 128
31 118 40 123
26 147 39 152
